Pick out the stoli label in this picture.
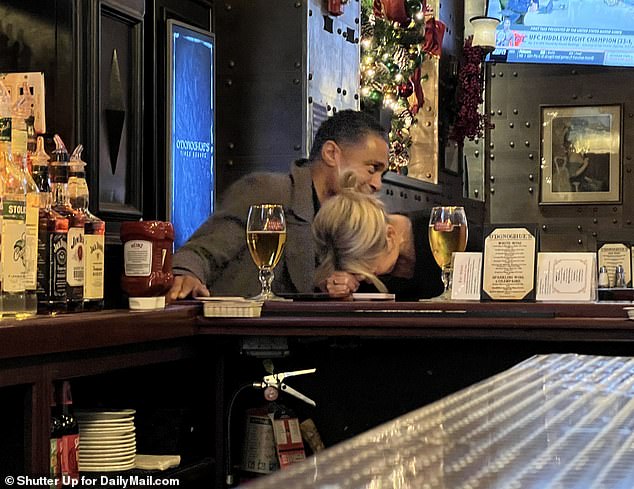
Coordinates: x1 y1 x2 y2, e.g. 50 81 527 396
124 240 152 277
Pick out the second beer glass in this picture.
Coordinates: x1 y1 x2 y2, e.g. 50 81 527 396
246 204 287 301
428 206 468 300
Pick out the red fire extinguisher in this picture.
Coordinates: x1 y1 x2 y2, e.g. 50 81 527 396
225 366 317 486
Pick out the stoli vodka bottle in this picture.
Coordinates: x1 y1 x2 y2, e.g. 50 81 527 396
69 145 104 310
12 82 39 317
0 81 27 318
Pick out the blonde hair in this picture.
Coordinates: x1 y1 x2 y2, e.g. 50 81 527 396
312 172 389 292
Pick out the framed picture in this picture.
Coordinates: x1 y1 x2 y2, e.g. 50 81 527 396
540 104 621 205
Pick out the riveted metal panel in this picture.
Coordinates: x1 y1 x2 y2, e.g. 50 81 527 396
216 0 361 196
487 62 634 251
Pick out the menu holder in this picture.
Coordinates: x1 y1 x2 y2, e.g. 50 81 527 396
535 252 597 302
481 226 537 301
451 252 483 301
597 243 631 287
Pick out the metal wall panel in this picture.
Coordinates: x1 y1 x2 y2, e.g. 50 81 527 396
216 0 360 197
487 63 634 251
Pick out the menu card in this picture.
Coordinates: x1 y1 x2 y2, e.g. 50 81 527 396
598 243 631 287
535 252 597 302
482 227 536 301
451 252 482 301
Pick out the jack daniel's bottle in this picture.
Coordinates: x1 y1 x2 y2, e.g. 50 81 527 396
32 137 68 314
69 145 104 310
50 135 84 312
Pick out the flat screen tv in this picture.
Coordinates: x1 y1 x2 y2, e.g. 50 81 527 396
487 0 634 67
166 19 215 250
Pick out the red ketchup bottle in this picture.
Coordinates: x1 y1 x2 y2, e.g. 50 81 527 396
120 221 174 310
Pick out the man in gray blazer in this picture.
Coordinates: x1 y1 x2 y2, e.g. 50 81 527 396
169 110 389 300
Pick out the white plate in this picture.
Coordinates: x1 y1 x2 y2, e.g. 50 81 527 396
79 428 136 441
76 409 136 420
79 461 136 472
80 452 135 462
79 437 136 449
80 445 136 454
80 426 135 434
77 419 134 427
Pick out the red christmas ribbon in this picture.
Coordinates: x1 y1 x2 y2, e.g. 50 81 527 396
422 17 446 57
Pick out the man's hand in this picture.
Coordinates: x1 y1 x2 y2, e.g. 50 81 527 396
168 274 210 302
319 271 362 299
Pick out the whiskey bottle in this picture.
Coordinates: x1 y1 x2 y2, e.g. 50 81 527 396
32 137 68 314
12 83 39 317
50 135 84 312
0 81 27 318
69 145 104 310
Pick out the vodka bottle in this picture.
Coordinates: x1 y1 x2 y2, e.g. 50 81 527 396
0 81 27 318
12 83 39 317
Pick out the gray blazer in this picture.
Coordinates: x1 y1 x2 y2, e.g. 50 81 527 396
172 161 316 296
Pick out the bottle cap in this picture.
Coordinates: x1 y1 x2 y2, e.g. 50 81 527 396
69 144 86 172
32 136 50 168
51 134 69 162
50 134 70 181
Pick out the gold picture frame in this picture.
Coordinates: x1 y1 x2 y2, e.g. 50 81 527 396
540 104 621 204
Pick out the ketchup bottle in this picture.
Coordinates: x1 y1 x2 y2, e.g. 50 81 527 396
120 221 174 310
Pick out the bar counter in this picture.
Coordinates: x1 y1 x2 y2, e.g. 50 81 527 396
239 353 634 489
0 301 632 362
1 300 633 482
197 300 634 342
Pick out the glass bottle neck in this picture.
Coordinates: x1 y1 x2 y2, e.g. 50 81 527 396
69 173 89 211
51 181 71 207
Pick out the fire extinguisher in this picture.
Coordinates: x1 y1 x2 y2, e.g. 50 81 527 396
225 365 316 486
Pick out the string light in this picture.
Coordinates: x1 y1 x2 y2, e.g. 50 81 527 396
360 0 427 173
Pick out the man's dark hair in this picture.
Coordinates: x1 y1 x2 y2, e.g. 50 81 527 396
308 110 387 162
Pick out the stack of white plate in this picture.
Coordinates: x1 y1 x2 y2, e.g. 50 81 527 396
77 409 136 472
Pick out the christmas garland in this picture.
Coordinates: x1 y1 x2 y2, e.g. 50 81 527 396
449 42 490 145
360 0 445 172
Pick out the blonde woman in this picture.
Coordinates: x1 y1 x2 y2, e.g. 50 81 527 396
313 173 444 300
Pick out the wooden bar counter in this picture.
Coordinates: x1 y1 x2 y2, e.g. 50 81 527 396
197 300 634 342
2 300 634 487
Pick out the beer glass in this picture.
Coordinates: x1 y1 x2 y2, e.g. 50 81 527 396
246 204 287 301
428 206 468 300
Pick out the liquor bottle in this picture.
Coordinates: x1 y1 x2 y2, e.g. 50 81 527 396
12 83 39 317
33 137 69 314
0 81 27 318
50 386 62 489
69 145 104 310
50 135 84 312
56 381 79 486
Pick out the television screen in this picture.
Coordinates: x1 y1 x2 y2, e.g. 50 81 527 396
167 20 215 250
487 0 634 67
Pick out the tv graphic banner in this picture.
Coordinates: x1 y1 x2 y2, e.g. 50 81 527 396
170 23 214 249
488 0 634 67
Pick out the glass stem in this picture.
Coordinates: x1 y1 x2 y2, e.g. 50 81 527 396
441 266 451 293
259 268 274 296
